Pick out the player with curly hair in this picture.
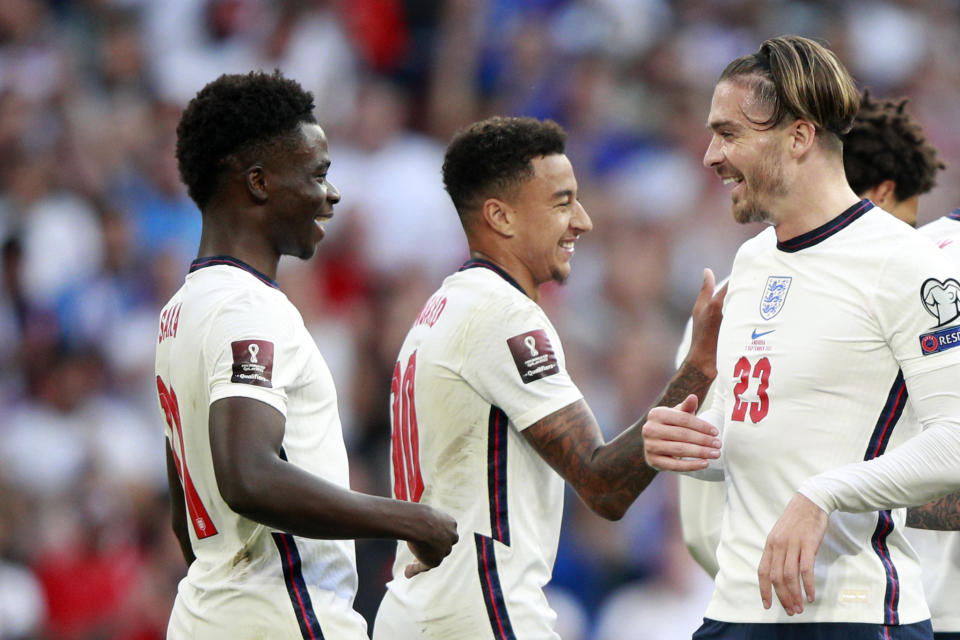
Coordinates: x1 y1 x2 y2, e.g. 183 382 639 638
373 115 724 639
157 71 457 639
843 90 945 227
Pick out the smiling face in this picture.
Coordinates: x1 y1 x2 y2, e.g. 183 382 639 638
508 154 592 289
703 79 790 225
263 122 340 259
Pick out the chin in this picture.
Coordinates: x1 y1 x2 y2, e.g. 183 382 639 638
733 203 771 225
295 244 318 260
551 268 570 285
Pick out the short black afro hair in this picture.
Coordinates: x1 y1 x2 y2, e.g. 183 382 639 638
442 116 567 218
843 89 944 201
175 70 316 209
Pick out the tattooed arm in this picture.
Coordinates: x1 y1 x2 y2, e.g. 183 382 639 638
523 364 719 520
907 490 960 530
521 270 725 520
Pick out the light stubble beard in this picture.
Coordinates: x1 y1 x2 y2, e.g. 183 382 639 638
732 149 788 226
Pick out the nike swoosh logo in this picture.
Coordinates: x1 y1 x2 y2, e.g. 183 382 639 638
751 329 775 340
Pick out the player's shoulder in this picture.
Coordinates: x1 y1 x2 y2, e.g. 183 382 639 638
731 225 777 263
445 266 535 314
918 210 960 241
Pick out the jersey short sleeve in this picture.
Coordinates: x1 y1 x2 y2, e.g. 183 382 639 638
460 294 583 430
873 233 960 380
205 289 302 416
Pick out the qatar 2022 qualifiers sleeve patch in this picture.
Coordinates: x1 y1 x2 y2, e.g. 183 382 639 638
507 329 559 384
231 339 274 387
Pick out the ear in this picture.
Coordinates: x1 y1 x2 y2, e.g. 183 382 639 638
787 119 817 159
861 180 896 208
480 197 516 237
245 165 268 204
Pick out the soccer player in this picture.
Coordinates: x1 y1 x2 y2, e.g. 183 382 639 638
372 116 724 639
643 35 960 639
156 71 458 639
677 89 949 579
843 90 946 227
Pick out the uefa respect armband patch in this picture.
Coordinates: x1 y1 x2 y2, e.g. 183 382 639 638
919 325 960 356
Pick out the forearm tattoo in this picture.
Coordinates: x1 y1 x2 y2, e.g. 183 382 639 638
907 490 960 531
525 360 715 517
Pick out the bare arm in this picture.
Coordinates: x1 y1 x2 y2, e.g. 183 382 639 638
522 270 725 520
907 489 960 530
166 441 196 566
209 397 458 572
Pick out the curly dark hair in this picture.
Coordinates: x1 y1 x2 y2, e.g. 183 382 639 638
843 90 944 201
175 70 316 209
442 116 567 218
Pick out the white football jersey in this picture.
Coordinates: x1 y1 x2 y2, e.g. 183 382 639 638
373 259 584 640
706 201 960 624
674 230 777 580
909 209 960 633
155 257 367 640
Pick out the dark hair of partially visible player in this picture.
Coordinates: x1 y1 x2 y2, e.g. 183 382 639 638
442 116 567 221
843 89 945 202
175 70 317 210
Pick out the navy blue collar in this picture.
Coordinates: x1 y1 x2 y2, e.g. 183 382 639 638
189 255 279 289
458 258 526 296
947 208 960 222
777 199 874 253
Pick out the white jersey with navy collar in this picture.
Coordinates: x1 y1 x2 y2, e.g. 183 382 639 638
704 201 960 625
373 259 584 640
155 256 367 640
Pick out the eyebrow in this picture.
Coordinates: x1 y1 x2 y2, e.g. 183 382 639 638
706 119 739 132
552 189 574 201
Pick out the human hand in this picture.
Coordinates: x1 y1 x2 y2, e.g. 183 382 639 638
686 269 727 379
757 493 829 615
404 505 459 578
642 394 721 472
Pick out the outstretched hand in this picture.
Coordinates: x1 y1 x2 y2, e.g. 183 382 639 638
757 493 829 615
404 506 459 578
642 394 721 472
686 268 727 379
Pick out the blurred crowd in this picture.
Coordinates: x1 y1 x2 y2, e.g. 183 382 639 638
0 0 958 638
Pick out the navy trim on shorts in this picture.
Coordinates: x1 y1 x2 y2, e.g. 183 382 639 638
474 533 517 640
862 371 908 626
190 255 280 289
487 406 510 545
934 632 960 639
272 532 325 640
777 199 873 253
459 258 526 296
692 618 933 639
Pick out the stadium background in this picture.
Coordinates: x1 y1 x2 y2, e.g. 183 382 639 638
0 0 958 638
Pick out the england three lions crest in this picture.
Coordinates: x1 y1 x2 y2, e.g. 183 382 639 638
760 276 792 320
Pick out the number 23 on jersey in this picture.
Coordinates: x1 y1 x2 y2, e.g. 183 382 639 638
731 356 771 423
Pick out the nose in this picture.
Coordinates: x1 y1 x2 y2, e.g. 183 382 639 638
703 135 722 168
573 200 593 233
327 180 341 204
